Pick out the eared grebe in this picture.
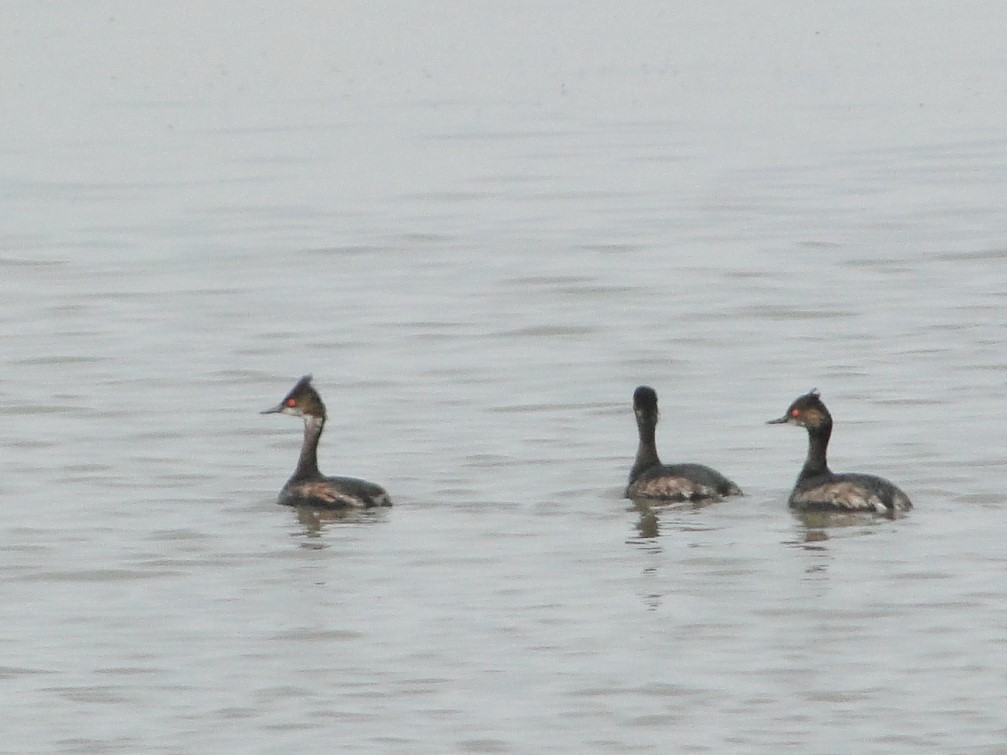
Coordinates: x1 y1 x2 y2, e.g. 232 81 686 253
262 375 391 508
626 386 742 502
768 389 912 514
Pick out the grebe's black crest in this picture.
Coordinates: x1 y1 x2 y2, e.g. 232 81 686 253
626 385 742 503
262 375 391 509
769 389 912 515
633 385 659 416
261 374 325 419
766 388 828 430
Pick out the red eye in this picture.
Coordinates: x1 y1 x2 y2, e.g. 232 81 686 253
286 398 297 407
790 408 800 417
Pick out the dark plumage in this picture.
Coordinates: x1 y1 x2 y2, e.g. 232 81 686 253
262 375 391 509
625 386 742 502
768 389 912 514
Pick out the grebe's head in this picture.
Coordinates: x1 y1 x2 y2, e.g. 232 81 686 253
767 388 831 430
262 375 326 419
633 385 659 423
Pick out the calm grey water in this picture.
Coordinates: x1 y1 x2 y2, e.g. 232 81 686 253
3 3 1007 752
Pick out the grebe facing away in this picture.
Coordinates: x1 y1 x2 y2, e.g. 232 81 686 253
626 386 742 502
262 375 391 508
768 389 912 514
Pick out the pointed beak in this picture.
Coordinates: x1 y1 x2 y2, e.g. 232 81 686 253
766 415 789 425
261 403 284 415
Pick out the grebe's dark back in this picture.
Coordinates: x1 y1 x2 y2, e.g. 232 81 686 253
262 375 391 508
768 389 912 514
626 385 742 502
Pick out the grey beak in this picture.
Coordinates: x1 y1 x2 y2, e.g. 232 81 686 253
766 415 789 425
261 403 284 415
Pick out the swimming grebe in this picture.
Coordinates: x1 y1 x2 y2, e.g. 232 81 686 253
261 375 392 508
768 389 912 513
626 386 742 502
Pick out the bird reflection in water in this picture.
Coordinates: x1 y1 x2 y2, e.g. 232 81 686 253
783 510 887 582
795 509 885 539
628 496 724 542
292 504 388 545
631 499 661 540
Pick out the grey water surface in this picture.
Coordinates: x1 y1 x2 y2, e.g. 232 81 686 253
3 2 1007 752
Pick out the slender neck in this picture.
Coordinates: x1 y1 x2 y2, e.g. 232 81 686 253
293 414 325 478
630 413 661 482
800 421 832 478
